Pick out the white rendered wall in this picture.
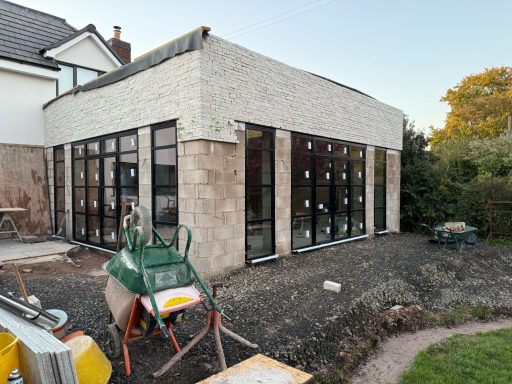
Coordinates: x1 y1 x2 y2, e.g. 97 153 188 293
55 36 118 72
0 68 56 145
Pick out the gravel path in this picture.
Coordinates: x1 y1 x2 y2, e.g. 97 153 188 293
351 318 512 384
1 233 512 383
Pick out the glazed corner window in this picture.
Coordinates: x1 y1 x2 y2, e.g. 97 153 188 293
57 63 102 95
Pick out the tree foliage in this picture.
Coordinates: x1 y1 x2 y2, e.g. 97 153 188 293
431 67 512 146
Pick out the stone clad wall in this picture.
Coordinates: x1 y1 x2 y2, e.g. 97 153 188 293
199 35 403 150
44 49 202 147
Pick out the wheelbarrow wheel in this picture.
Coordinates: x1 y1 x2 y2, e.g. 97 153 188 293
130 206 152 245
106 323 122 358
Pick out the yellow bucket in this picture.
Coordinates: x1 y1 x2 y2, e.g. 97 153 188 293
66 335 112 384
0 332 20 382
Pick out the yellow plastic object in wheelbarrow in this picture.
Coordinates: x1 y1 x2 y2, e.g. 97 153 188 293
65 335 112 384
0 333 20 382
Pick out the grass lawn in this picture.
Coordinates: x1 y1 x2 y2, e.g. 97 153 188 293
400 328 512 384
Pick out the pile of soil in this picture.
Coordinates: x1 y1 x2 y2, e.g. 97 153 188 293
0 233 511 383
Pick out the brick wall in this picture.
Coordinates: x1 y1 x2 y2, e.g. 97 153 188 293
177 130 246 276
386 150 400 232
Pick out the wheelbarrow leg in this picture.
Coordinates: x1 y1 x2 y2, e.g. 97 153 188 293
153 311 212 378
166 322 181 353
123 295 141 376
213 309 227 370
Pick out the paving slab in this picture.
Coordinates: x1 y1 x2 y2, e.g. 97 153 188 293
0 239 74 263
196 354 313 384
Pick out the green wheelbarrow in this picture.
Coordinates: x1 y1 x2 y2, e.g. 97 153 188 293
103 206 257 377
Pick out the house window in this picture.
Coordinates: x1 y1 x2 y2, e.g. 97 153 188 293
374 149 386 231
53 146 66 236
72 131 138 249
246 125 275 260
57 63 103 95
152 121 178 242
291 134 365 250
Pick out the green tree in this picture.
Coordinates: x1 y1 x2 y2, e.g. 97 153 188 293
431 67 512 146
400 116 441 231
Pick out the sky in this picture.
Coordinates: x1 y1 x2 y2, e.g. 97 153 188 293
15 0 512 132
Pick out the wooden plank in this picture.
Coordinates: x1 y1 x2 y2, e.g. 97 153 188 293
196 354 313 384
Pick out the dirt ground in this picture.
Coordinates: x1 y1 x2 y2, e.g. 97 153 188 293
1 233 512 383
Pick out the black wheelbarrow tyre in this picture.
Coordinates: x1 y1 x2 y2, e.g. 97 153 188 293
130 205 152 245
106 323 122 358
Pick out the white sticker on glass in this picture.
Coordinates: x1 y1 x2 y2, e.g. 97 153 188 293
95 229 99 237
307 141 312 150
80 199 84 207
358 171 362 178
318 203 324 209
95 143 98 151
130 169 135 177
326 173 330 180
360 150 363 158
326 226 331 234
343 172 346 180
81 228 85 235
328 144 332 152
304 170 310 179
111 232 115 240
359 196 363 203
111 141 115 150
78 148 82 155
93 200 97 208
344 147 347 154
95 173 98 181
344 224 348 230
110 171 114 179
111 202 115 209
304 230 310 238
80 171 84 179
130 138 135 147
344 198 348 205
304 200 309 208
359 222 364 229
131 202 135 209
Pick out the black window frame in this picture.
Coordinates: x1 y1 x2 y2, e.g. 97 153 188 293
245 124 276 261
71 130 138 250
374 148 387 232
53 145 66 236
56 61 106 96
291 132 366 250
151 120 178 242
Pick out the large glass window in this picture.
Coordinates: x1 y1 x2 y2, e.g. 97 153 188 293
374 149 386 232
72 131 138 249
57 63 103 95
291 134 366 249
246 125 275 260
53 146 66 236
152 121 178 242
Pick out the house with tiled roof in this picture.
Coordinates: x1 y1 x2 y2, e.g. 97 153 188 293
0 0 129 234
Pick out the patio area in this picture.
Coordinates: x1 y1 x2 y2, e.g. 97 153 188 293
0 238 74 264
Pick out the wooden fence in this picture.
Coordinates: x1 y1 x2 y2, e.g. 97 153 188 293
488 201 512 239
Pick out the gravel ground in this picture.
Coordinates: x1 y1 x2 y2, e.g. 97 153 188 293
1 233 512 383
